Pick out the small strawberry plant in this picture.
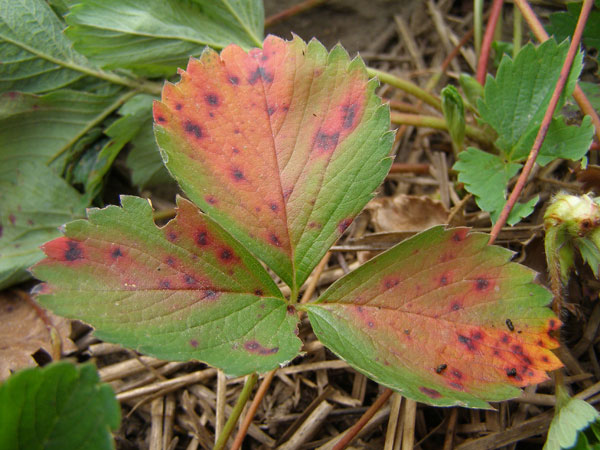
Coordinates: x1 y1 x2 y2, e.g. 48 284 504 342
32 35 562 411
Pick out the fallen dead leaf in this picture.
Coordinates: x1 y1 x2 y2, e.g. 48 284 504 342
365 194 449 232
0 290 76 380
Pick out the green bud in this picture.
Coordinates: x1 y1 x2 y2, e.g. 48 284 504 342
458 73 484 107
441 85 466 152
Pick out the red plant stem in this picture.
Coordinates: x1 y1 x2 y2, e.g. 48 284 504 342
441 28 475 74
514 0 600 142
231 369 277 450
476 0 504 85
489 0 594 245
332 388 394 450
264 0 327 27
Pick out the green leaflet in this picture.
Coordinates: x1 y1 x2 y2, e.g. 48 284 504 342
454 147 538 225
545 398 600 450
0 0 88 93
65 0 264 77
478 39 583 161
0 89 125 167
547 2 600 51
453 39 592 225
0 159 86 289
32 196 301 376
306 227 561 408
0 362 120 450
154 35 393 290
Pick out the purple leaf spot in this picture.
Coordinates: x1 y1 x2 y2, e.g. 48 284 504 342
196 231 208 246
228 75 240 85
342 104 357 129
338 218 353 233
175 103 183 110
231 168 245 181
419 386 442 399
9 214 16 225
248 66 273 84
269 234 282 247
111 248 123 259
64 241 83 261
314 131 340 153
287 305 296 315
190 339 199 348
244 340 279 355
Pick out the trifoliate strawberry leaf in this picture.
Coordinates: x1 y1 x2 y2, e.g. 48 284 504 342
0 159 86 289
305 227 561 408
478 39 582 162
154 35 393 291
64 0 264 77
454 147 538 225
32 196 301 376
0 361 120 450
545 398 600 450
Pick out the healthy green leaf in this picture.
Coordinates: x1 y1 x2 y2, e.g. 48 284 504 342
32 196 301 376
154 35 393 290
536 116 594 166
0 361 120 450
84 94 156 200
547 2 600 51
0 89 124 166
306 227 562 408
545 398 600 450
580 81 600 113
478 39 583 161
0 159 85 289
126 122 173 189
0 0 88 93
65 0 264 77
454 147 538 225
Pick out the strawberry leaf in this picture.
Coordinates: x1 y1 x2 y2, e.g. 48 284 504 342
305 227 562 408
154 35 393 291
32 196 301 376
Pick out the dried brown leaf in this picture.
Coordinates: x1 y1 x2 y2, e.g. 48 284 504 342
0 291 76 380
365 194 449 232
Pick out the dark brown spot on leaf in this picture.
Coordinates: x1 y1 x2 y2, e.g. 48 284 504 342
267 106 276 116
270 203 278 212
269 234 281 247
160 280 171 289
111 248 123 259
64 241 83 261
506 368 517 377
476 277 489 291
458 335 475 351
205 94 219 106
157 116 166 123
184 121 203 139
232 168 245 181
167 232 177 241
254 289 263 296
451 301 461 311
196 231 208 246
184 275 196 285
248 66 273 84
166 257 175 266
287 305 296 315
229 75 239 85
451 370 462 379
220 249 233 261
